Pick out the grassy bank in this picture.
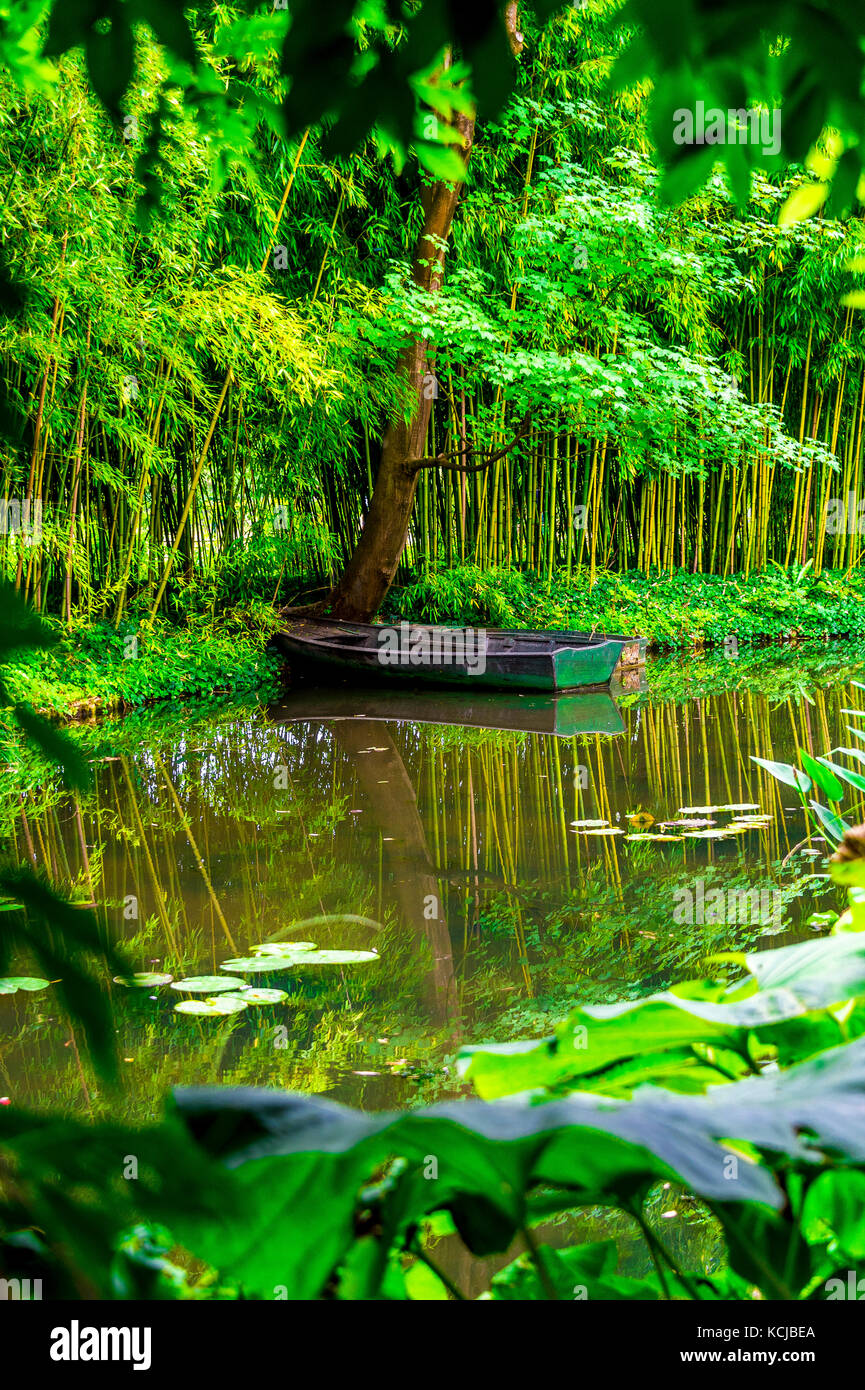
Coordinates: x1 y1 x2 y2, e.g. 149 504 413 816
5 562 864 728
389 563 865 648
2 607 282 721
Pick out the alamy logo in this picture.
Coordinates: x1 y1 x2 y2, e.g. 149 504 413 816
673 102 781 157
50 1321 152 1371
673 878 783 928
0 1277 41 1299
0 497 41 541
825 1271 865 1300
377 622 487 675
825 493 865 534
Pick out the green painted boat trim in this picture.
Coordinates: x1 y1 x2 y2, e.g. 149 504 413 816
275 619 645 693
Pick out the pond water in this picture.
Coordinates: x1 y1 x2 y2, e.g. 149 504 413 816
6 643 865 1292
5 641 865 1134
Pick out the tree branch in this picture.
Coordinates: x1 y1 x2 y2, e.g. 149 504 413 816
278 594 333 618
406 412 531 475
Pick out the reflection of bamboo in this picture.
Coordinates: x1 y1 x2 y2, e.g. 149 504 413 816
109 766 145 925
119 758 182 961
72 801 97 908
550 738 571 891
153 752 237 955
467 759 480 938
332 720 460 1028
477 747 533 994
588 737 622 899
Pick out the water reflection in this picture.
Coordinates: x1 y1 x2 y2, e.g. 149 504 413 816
273 686 627 736
2 648 865 1122
330 718 458 1028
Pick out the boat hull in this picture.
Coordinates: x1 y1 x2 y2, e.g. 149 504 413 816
274 620 646 693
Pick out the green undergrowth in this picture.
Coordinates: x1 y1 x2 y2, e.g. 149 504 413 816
389 563 865 649
0 606 282 721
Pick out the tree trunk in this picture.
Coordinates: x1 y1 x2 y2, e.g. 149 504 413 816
327 11 524 623
328 108 475 622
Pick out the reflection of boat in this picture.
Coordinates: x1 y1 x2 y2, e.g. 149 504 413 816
268 688 626 737
275 619 645 692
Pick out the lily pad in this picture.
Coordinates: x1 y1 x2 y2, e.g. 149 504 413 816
682 829 735 839
720 803 760 812
220 957 296 974
625 834 684 843
290 950 380 966
222 988 288 1005
171 975 248 993
114 972 173 988
251 942 316 955
174 996 249 1017
678 805 724 814
570 819 609 828
572 827 623 836
0 976 50 994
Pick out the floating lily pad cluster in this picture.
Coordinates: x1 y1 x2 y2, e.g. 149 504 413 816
570 803 773 844
166 938 380 1018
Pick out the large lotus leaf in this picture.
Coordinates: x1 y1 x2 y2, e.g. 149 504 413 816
801 1170 865 1258
176 1035 865 1193
458 989 810 1100
489 1239 665 1301
485 1238 750 1301
462 932 865 1100
525 1045 752 1099
163 1113 652 1298
169 1082 775 1202
168 1083 780 1297
732 932 865 1008
687 1036 865 1162
168 1038 865 1297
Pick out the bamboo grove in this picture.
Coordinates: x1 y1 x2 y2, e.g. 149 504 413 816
2 4 865 624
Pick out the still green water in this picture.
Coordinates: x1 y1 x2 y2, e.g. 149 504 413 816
4 643 865 1133
5 644 865 1293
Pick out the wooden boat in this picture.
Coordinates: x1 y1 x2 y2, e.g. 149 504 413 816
269 688 626 737
275 618 646 693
